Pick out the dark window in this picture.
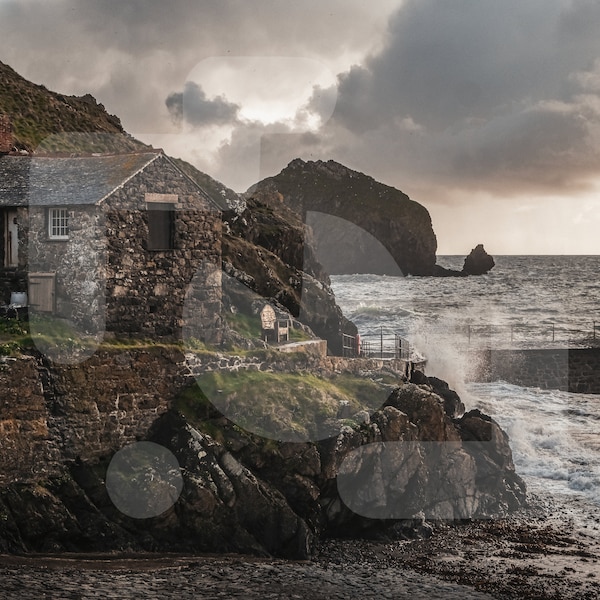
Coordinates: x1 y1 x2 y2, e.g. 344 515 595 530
147 203 175 250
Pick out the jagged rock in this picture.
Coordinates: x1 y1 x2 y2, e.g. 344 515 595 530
421 376 466 418
324 384 527 523
147 411 313 558
462 244 495 275
222 194 357 354
0 412 313 558
0 348 526 557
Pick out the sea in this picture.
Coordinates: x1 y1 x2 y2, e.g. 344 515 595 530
330 255 600 525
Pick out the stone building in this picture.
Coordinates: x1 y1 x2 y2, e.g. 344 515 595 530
0 150 222 343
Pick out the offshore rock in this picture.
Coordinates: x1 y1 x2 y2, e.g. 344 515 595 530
248 159 438 276
462 244 495 275
433 244 495 277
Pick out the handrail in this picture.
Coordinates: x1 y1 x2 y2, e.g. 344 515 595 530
341 331 412 359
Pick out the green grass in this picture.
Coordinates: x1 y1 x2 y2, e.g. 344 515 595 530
0 315 189 357
182 370 389 442
0 318 32 356
225 312 263 340
289 327 312 342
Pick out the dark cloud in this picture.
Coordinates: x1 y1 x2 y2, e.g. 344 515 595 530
294 0 600 197
2 0 600 203
165 82 240 127
0 0 393 133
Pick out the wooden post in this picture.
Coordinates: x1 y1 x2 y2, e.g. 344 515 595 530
380 326 383 359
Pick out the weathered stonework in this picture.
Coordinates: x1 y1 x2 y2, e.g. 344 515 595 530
45 347 190 462
0 356 63 485
3 152 223 343
102 155 222 341
0 348 190 484
28 205 105 330
468 347 600 393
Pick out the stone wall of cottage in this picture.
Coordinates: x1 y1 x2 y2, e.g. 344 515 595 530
28 205 106 332
102 154 222 342
23 154 222 342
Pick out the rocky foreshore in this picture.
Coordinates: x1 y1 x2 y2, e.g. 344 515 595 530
1 347 598 598
0 349 526 558
1 494 599 600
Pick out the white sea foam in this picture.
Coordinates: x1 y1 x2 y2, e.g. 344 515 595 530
330 256 600 521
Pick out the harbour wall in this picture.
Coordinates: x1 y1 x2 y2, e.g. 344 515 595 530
468 347 600 394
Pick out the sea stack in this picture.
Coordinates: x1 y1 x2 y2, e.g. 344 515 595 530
462 244 495 275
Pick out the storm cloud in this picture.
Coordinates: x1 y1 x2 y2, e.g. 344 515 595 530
2 0 600 251
165 82 240 127
304 0 600 196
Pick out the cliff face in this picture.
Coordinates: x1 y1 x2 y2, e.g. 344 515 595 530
248 159 438 276
222 194 357 354
0 60 147 153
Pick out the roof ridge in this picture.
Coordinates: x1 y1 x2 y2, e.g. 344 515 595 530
160 154 222 211
96 152 162 205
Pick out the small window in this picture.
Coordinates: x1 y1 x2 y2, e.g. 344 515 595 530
147 203 175 250
48 208 69 240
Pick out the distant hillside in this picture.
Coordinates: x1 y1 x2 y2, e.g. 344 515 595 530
248 159 438 276
0 60 147 153
170 157 241 212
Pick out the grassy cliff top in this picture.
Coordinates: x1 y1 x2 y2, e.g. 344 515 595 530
0 60 148 153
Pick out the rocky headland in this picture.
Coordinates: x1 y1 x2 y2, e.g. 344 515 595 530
0 346 525 558
0 59 539 599
247 159 495 277
247 158 438 276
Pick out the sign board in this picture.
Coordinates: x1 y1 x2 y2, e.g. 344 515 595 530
260 304 276 330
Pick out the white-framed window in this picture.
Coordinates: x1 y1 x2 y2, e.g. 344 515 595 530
48 208 69 240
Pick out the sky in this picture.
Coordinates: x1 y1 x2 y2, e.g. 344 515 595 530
2 0 600 254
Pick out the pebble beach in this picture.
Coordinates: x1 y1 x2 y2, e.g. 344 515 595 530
2 494 599 600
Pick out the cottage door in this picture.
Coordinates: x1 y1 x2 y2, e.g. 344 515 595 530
3 209 18 267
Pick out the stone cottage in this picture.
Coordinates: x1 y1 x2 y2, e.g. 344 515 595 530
0 149 222 343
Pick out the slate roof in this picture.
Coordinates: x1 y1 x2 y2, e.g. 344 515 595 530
0 152 168 206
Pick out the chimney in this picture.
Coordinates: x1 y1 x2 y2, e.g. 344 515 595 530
0 114 14 154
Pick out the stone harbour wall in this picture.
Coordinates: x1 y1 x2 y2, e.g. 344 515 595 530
0 355 62 485
468 347 600 393
0 347 190 483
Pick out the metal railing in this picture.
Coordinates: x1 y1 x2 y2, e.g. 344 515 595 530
342 330 411 359
461 320 600 347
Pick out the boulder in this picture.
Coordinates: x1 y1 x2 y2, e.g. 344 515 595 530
322 384 526 527
462 244 495 275
0 373 526 557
